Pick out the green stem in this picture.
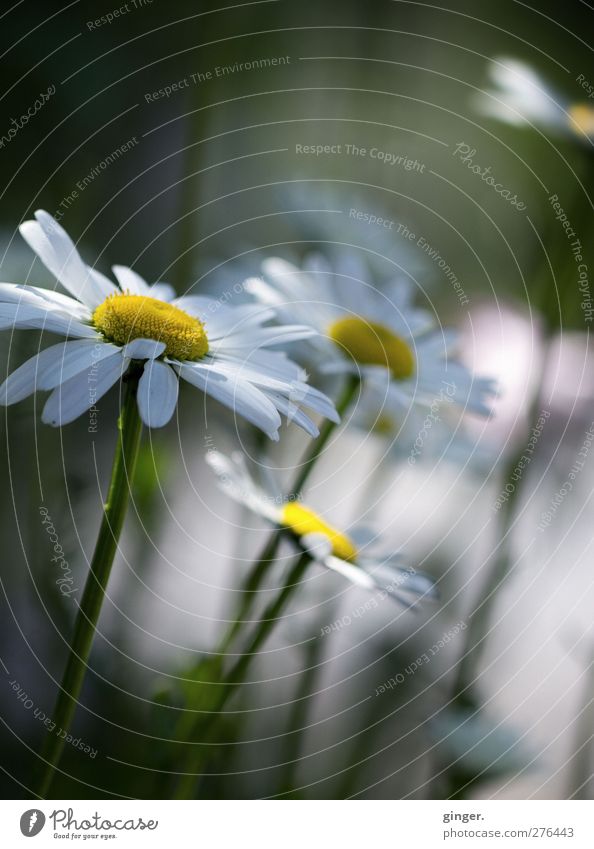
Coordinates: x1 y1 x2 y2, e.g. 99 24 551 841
448 445 525 701
277 632 326 796
35 377 143 799
174 552 313 799
571 657 594 799
218 375 360 654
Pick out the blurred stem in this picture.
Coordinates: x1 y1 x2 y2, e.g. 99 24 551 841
174 551 313 799
449 441 526 700
217 375 360 655
277 633 326 796
34 376 142 799
571 656 594 799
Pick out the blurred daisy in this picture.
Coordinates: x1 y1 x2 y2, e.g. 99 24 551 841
206 449 438 607
354 380 498 471
0 211 337 437
246 255 495 417
476 57 594 143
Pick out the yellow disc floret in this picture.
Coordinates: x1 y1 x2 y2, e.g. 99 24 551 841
568 104 594 139
93 293 209 360
281 502 358 562
328 316 415 380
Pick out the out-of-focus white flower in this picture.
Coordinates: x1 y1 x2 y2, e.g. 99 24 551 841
0 211 337 437
352 380 497 471
246 255 496 418
206 449 438 608
476 57 594 142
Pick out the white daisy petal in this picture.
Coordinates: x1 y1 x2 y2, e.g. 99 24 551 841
37 342 121 390
215 324 317 350
357 560 439 606
0 303 99 338
205 450 281 521
112 265 151 295
172 295 217 318
149 282 176 302
137 360 178 428
175 298 277 338
301 532 333 560
175 362 282 440
349 526 378 550
261 257 313 299
324 555 377 590
266 392 320 438
243 277 286 308
41 353 129 427
122 338 166 360
214 348 307 383
20 211 117 308
288 382 341 423
0 283 90 320
0 340 122 404
206 304 278 337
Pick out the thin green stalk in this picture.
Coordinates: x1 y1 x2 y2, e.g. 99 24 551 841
174 552 313 799
449 443 525 700
218 374 360 654
571 657 594 799
35 377 143 798
277 632 326 796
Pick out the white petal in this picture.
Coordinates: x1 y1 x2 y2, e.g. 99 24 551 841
243 277 286 308
176 362 282 439
137 360 178 427
42 354 129 426
122 338 166 360
324 555 376 589
215 324 317 350
265 392 319 437
356 560 439 606
149 282 176 301
178 357 336 438
0 283 89 320
112 265 151 295
0 302 99 338
301 532 333 560
172 295 217 320
20 211 116 308
0 340 121 403
287 382 340 423
204 450 281 521
207 350 306 384
262 257 314 299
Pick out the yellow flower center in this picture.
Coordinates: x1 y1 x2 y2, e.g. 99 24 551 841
328 316 415 380
93 293 209 360
373 413 397 435
281 503 358 562
568 104 594 138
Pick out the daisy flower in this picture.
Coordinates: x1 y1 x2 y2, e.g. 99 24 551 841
206 449 438 607
352 380 497 471
245 254 496 418
0 211 338 437
476 57 594 143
